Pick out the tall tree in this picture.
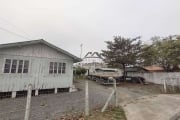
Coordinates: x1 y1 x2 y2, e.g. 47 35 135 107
140 44 158 66
102 36 142 78
140 35 180 71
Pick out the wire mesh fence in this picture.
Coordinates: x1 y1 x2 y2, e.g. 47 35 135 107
0 79 115 120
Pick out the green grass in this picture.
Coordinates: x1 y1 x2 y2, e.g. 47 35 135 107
86 106 127 120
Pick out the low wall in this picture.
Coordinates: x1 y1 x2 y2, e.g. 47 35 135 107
127 72 180 85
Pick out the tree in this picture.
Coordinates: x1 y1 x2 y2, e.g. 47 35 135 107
74 67 87 76
102 36 142 78
140 44 158 66
140 35 180 71
155 36 180 71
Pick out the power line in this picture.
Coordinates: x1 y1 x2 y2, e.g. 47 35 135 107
0 17 34 39
0 27 31 40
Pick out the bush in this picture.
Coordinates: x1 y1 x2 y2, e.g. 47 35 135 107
74 67 87 76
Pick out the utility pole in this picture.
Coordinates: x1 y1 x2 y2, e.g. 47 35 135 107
80 44 83 58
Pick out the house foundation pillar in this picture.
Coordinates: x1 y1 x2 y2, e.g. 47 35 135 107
35 90 39 96
12 91 16 98
54 88 58 94
69 85 77 92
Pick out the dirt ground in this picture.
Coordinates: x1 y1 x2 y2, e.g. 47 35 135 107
55 107 126 120
0 79 180 120
86 107 126 120
0 80 113 120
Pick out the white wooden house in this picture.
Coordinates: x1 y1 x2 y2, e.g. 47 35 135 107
75 52 106 73
0 39 81 98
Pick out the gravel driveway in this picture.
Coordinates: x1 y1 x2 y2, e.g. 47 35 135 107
0 80 112 120
2 80 178 120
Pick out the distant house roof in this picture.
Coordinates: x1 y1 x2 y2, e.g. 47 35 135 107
125 67 148 73
84 52 103 59
143 66 164 72
95 68 119 72
0 39 81 63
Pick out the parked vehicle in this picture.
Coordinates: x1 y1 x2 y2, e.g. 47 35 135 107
87 68 145 85
115 76 145 84
87 68 122 84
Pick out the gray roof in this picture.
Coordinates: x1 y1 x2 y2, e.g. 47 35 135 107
0 39 81 63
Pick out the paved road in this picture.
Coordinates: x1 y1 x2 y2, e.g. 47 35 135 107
117 85 180 120
0 80 112 120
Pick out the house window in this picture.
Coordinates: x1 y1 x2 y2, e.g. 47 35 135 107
4 59 11 73
62 63 66 74
23 60 29 73
49 62 66 74
3 59 29 74
49 62 54 74
11 60 17 73
54 62 58 73
18 60 23 73
58 63 62 74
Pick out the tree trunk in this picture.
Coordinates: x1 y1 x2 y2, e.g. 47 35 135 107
122 63 126 81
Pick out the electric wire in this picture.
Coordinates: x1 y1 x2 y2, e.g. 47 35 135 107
0 26 31 40
0 17 34 39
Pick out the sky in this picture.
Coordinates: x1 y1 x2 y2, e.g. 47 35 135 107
0 0 179 57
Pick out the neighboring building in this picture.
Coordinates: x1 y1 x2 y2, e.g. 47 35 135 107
126 65 165 75
125 66 148 74
143 65 165 72
75 52 106 73
0 39 81 98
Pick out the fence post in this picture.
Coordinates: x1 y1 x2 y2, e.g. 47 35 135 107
24 84 32 120
112 78 118 107
163 79 167 93
85 80 89 116
101 77 118 112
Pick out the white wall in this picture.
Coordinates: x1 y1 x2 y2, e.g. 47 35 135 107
127 72 180 85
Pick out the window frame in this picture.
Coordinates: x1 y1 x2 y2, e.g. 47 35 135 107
3 59 12 73
23 60 29 73
49 62 66 74
49 62 54 74
11 59 18 73
3 58 30 74
58 63 62 74
18 60 24 74
62 63 66 74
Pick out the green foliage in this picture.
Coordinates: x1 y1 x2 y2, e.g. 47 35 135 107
102 36 142 75
102 35 180 72
140 35 180 71
74 67 87 76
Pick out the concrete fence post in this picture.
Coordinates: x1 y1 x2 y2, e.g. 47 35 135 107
113 78 118 107
163 79 167 93
24 84 32 120
85 80 89 116
101 77 118 112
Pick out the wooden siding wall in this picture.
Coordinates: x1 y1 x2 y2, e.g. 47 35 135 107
0 43 74 92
